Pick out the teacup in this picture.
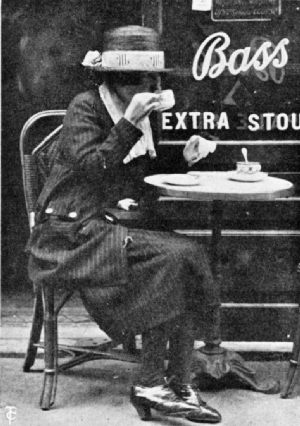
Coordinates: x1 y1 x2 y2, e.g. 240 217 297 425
236 161 261 174
154 89 175 111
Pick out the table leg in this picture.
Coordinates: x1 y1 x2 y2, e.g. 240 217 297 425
194 200 280 393
201 200 224 354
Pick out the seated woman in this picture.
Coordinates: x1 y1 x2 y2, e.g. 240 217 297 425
27 25 221 423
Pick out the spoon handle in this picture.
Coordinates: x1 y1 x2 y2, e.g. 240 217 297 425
242 147 248 163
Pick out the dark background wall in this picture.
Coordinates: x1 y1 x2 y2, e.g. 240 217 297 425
2 0 143 293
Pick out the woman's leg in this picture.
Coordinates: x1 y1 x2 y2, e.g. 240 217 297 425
135 312 195 387
131 316 222 423
167 312 195 385
134 322 169 387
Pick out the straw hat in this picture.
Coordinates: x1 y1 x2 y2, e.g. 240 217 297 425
82 25 172 73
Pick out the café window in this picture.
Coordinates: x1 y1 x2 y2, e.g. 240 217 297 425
159 0 300 142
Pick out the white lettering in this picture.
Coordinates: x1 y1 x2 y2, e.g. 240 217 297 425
192 32 229 80
250 42 273 71
161 112 299 132
203 112 215 129
175 112 187 129
218 112 229 129
291 113 300 130
189 111 201 129
248 114 260 131
228 48 250 75
162 112 173 130
271 38 290 68
192 32 289 81
277 113 289 130
264 113 275 130
251 37 287 84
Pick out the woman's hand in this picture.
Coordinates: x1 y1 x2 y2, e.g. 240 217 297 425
124 93 160 126
183 135 217 167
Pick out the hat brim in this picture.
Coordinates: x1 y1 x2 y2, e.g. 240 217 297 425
84 65 174 73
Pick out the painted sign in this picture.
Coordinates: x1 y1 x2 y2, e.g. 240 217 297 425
192 32 289 81
212 0 282 22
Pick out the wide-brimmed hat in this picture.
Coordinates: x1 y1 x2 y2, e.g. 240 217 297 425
82 25 172 73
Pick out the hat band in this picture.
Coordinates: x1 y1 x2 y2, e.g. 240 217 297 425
102 50 165 70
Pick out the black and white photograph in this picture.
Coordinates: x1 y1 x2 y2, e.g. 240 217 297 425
1 1 300 425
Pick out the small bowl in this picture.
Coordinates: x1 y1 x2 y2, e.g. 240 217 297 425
236 162 261 174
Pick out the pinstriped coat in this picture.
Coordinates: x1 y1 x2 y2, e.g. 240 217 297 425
27 88 219 340
27 88 186 289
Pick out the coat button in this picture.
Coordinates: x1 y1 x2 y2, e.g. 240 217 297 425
45 207 54 214
68 211 77 219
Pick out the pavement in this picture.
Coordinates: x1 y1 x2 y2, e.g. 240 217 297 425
0 291 299 426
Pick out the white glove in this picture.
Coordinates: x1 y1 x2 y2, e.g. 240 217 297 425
183 135 217 167
117 198 138 211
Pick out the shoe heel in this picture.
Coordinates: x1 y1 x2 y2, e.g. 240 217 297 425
130 388 152 421
133 402 152 421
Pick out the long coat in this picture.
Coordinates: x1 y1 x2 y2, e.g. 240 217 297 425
27 88 220 341
29 88 160 287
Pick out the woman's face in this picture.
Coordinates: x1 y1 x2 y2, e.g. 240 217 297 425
109 72 160 105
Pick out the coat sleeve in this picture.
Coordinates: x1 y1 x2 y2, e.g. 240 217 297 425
60 91 143 178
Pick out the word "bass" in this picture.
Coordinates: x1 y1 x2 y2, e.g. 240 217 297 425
192 32 289 80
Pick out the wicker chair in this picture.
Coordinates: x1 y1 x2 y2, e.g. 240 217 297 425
20 110 138 410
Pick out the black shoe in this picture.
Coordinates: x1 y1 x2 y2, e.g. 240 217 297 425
130 384 221 423
170 383 222 423
166 377 204 406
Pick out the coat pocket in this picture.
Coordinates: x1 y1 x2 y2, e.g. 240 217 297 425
29 217 83 251
49 218 82 243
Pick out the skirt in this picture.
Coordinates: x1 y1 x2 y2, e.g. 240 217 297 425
28 217 220 342
79 226 220 342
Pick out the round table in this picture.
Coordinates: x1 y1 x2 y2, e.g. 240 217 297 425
144 172 295 393
144 172 294 201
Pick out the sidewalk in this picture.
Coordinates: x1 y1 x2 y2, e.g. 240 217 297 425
1 291 300 426
0 291 296 355
1 354 299 426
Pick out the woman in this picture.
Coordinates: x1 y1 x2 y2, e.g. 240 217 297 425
28 26 221 423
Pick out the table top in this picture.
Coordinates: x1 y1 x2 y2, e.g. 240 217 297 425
144 172 294 201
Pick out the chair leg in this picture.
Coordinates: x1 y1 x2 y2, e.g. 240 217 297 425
40 285 58 410
281 308 300 398
23 287 44 372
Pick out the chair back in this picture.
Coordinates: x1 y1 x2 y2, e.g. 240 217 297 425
19 110 66 230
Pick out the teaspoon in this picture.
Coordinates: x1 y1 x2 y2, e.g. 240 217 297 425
241 147 248 163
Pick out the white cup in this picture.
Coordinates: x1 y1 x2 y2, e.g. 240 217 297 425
236 162 261 174
154 89 175 111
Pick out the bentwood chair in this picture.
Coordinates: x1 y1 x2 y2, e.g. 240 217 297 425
20 110 138 410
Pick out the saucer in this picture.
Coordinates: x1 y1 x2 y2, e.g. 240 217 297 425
163 174 200 186
227 171 268 182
